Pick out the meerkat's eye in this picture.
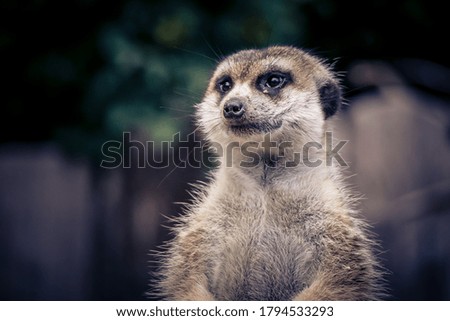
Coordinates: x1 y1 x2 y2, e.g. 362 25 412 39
217 76 233 94
257 71 291 95
266 74 285 88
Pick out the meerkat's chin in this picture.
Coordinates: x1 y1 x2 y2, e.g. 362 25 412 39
225 120 282 136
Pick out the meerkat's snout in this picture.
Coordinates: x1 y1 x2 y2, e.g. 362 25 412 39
223 98 246 120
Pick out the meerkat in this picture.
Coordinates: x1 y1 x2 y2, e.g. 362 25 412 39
154 46 383 300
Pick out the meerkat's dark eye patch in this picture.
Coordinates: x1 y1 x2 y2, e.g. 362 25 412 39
257 71 291 95
216 76 233 94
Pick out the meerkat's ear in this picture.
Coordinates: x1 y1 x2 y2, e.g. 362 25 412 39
318 80 341 119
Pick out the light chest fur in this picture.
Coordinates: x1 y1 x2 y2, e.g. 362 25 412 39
204 176 320 300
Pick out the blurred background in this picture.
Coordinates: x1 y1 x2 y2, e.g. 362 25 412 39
1 0 449 300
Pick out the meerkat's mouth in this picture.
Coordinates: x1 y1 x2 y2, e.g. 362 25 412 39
228 120 282 135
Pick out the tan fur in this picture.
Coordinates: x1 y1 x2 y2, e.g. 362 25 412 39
154 46 383 300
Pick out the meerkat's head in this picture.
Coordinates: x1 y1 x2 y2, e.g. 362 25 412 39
196 46 341 147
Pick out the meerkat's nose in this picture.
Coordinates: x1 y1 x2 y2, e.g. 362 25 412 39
223 98 245 119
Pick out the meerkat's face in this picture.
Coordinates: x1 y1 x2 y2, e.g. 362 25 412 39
196 46 341 146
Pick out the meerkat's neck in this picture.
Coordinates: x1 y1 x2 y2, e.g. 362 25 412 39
213 139 347 215
218 134 332 189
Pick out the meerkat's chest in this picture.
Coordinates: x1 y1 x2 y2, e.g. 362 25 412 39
207 212 317 300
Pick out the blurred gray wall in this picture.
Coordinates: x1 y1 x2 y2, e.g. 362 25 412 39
336 61 450 299
0 142 204 300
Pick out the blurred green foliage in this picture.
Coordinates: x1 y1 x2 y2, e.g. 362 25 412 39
1 0 447 157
